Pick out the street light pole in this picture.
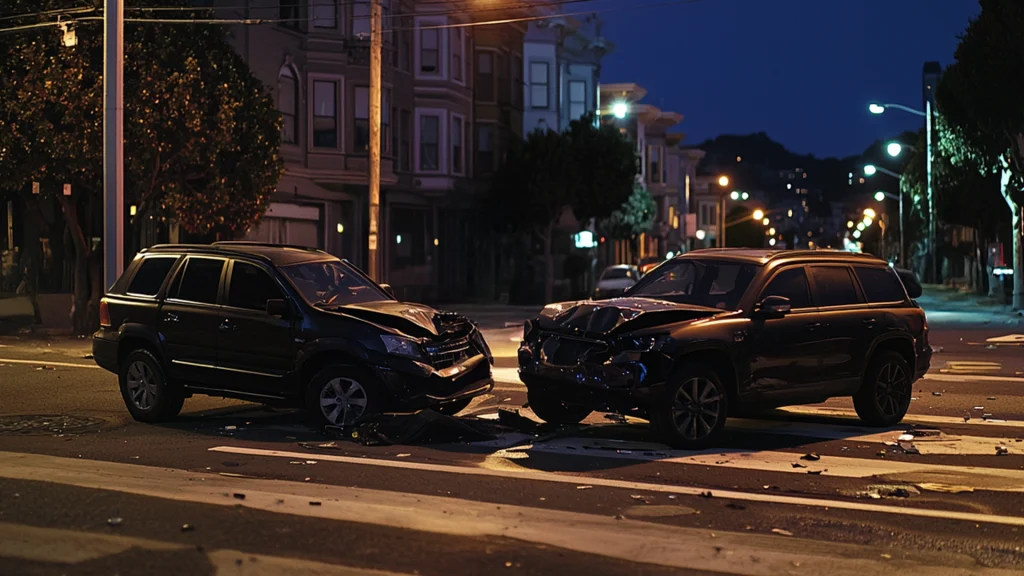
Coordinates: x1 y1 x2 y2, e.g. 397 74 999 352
367 0 382 281
103 0 124 290
926 99 936 282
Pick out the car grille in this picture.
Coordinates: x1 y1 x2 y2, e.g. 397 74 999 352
540 336 604 366
425 335 477 369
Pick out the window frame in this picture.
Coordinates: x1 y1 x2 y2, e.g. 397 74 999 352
278 66 299 145
757 265 814 311
450 27 465 84
165 256 228 307
475 50 495 103
311 0 337 29
853 265 909 304
568 79 587 121
309 75 343 150
806 264 865 309
416 20 444 77
354 86 390 153
451 114 465 175
529 61 550 109
475 121 495 175
125 255 180 298
224 260 289 314
417 112 442 172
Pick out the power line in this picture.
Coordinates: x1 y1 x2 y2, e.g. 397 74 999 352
0 6 96 23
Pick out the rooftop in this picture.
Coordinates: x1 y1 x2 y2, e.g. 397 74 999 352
681 248 885 265
144 242 332 267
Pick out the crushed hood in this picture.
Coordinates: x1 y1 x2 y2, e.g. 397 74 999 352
536 298 722 337
339 301 469 338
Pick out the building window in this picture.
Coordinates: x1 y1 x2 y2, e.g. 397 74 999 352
497 52 507 103
352 0 369 37
278 67 298 144
420 28 439 73
391 106 398 159
530 61 549 109
419 115 439 171
476 123 494 174
400 29 412 72
476 51 493 102
312 80 338 148
649 146 661 183
451 28 463 82
512 54 523 108
312 0 336 28
354 86 390 153
451 116 463 174
400 109 411 171
280 0 305 31
569 80 587 121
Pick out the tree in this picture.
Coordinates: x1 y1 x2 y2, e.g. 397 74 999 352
0 0 284 333
597 185 655 256
935 0 1024 309
489 119 637 303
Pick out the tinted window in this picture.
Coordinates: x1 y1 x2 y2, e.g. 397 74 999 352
855 266 907 303
229 262 284 311
173 258 224 304
809 266 862 307
281 259 390 307
630 259 760 310
126 257 177 296
760 267 811 309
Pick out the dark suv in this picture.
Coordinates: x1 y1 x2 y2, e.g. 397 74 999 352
93 242 494 427
518 249 930 448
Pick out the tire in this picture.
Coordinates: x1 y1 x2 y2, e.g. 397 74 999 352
854 351 912 426
118 349 184 423
306 366 381 429
527 388 591 425
435 398 472 416
651 364 729 449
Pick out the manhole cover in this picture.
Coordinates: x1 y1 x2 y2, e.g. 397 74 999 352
0 415 107 436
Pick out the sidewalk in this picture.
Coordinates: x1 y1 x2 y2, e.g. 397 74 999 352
916 284 1022 325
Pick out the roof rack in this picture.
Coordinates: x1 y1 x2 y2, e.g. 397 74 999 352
211 241 327 254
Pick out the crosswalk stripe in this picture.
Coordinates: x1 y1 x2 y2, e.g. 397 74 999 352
0 357 100 369
0 451 1017 575
197 446 1024 527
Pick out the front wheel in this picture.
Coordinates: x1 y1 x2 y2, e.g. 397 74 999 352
854 351 912 426
651 364 729 449
118 349 184 423
306 367 381 429
527 389 591 425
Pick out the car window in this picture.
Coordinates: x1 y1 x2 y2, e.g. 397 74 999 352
629 259 760 310
228 261 285 311
170 257 224 305
809 266 862 307
854 266 907 303
126 257 177 297
759 267 812 309
280 259 390 307
601 267 634 280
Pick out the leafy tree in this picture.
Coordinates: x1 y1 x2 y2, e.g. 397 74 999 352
0 0 283 332
489 119 637 302
597 185 655 256
935 0 1024 308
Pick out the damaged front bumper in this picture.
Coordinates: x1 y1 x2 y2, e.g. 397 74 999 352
373 352 494 410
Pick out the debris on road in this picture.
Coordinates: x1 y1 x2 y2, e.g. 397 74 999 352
791 462 807 468
801 453 820 461
630 494 645 501
309 501 322 506
232 493 246 500
916 483 975 494
181 524 195 532
576 485 593 490
897 433 915 442
807 470 824 475
725 502 746 510
996 445 1009 456
771 528 794 537
395 453 411 458
106 517 123 527
973 406 985 411
699 491 713 498
844 484 919 499
932 392 942 396
987 396 997 401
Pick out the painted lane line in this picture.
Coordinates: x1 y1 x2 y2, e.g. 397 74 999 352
0 358 100 369
0 451 1014 576
202 446 1024 528
780 406 1024 429
0 522 409 575
924 373 1024 384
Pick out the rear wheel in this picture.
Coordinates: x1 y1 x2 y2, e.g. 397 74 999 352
854 351 912 426
118 349 184 423
306 367 381 429
651 364 729 449
527 388 591 425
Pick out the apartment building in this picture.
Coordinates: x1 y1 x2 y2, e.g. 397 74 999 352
522 13 611 134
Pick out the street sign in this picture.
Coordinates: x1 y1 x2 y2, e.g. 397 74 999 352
63 184 72 196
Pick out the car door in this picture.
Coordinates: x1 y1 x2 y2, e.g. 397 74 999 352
159 256 227 386
745 266 833 398
807 264 874 392
217 259 296 396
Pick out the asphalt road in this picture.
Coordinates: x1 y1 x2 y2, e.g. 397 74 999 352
1 304 1023 575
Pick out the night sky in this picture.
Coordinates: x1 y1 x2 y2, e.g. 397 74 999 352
597 0 979 158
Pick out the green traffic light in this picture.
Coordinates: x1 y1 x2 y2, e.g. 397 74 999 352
874 191 885 202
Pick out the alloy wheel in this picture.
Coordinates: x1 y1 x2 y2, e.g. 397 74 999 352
874 361 909 418
319 377 369 426
670 377 723 441
126 360 158 411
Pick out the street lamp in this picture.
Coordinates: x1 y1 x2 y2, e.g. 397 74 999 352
762 217 770 226
695 229 706 240
868 100 935 281
863 164 877 176
752 209 765 221
863 208 877 219
874 191 886 202
612 101 628 119
886 142 903 157
730 191 739 200
718 175 729 187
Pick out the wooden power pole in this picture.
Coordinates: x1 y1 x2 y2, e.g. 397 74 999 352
368 0 383 281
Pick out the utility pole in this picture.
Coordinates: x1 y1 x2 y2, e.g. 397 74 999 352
103 0 124 290
367 0 383 281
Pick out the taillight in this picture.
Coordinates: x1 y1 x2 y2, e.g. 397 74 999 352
99 299 111 327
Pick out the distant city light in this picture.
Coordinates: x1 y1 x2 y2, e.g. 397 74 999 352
864 165 877 176
856 222 866 231
853 229 862 239
769 227 776 235
736 156 742 162
752 209 765 220
863 208 877 219
868 103 885 114
130 205 137 216
612 101 628 119
718 175 730 187
396 234 402 244
695 229 706 240
741 192 749 200
574 230 596 248
769 238 777 246
730 191 740 200
874 191 886 202
433 237 439 246
762 217 770 226
863 217 873 227
787 183 792 190
847 220 855 228
886 142 903 157
665 251 675 259
336 223 344 233
787 209 793 217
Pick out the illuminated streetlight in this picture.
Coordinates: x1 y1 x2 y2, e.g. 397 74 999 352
612 101 628 119
847 220 855 228
863 165 877 176
886 142 903 157
769 238 777 247
695 229 706 240
874 191 886 202
863 217 874 227
768 227 776 235
863 208 877 219
868 103 885 115
741 192 749 200
752 209 765 220
853 229 862 239
718 175 730 187
730 191 739 200
856 222 866 232
762 217 770 226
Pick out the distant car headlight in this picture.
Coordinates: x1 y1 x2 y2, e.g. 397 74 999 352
380 335 423 359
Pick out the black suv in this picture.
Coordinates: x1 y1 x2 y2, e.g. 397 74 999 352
518 249 930 448
93 242 494 427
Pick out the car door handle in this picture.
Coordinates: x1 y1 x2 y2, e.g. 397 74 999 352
218 320 239 332
863 318 878 327
164 313 179 323
805 322 822 330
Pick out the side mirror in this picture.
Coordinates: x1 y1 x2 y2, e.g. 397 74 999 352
266 299 290 318
379 283 396 299
755 295 791 318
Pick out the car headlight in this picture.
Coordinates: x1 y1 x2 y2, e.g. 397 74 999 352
380 335 423 359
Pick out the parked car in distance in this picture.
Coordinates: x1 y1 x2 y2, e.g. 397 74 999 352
593 265 640 300
519 249 930 448
638 257 664 276
93 242 494 427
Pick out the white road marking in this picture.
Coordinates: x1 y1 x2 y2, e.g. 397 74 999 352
200 446 1024 527
779 406 1024 429
0 451 1015 575
924 373 1024 384
492 367 520 383
0 357 100 369
986 334 1024 343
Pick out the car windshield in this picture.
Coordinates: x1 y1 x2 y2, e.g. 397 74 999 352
602 267 634 280
628 259 760 310
280 259 390 307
